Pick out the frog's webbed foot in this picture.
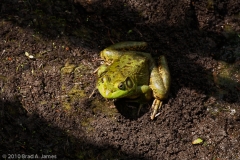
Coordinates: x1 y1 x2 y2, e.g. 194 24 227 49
150 99 163 120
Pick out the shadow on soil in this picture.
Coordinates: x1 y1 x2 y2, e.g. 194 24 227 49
1 0 239 158
0 98 146 159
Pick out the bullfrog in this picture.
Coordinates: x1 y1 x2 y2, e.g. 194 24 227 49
96 41 170 120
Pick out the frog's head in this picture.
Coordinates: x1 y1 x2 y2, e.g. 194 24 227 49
97 75 136 99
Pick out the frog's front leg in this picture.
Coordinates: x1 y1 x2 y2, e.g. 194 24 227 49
135 85 153 116
96 64 108 77
149 55 170 120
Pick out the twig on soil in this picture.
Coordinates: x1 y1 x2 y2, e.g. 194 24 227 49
133 27 143 37
154 112 161 118
93 67 99 74
89 88 97 98
107 30 115 44
236 86 240 91
1 50 6 56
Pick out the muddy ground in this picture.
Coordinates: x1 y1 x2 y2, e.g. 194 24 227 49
0 0 240 159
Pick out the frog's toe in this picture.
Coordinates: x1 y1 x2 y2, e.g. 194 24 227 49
150 99 163 120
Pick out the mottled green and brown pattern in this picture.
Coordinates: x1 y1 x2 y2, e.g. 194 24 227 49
97 41 170 120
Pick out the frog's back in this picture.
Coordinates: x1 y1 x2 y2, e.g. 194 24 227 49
106 53 150 86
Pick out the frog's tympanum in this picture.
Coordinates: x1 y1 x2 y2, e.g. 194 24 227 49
96 41 170 120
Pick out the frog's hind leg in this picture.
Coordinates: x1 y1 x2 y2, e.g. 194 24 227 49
106 41 147 51
100 41 148 63
149 56 170 99
158 56 171 92
149 55 170 120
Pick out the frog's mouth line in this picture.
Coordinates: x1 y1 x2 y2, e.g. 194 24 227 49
98 84 135 99
101 90 133 99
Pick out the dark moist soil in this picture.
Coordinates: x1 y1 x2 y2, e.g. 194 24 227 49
1 0 240 159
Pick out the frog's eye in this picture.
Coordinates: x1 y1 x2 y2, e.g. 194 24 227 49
125 77 133 88
118 82 125 90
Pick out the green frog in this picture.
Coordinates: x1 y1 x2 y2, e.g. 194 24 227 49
96 41 170 120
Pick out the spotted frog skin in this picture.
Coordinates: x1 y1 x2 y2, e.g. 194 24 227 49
96 41 170 120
